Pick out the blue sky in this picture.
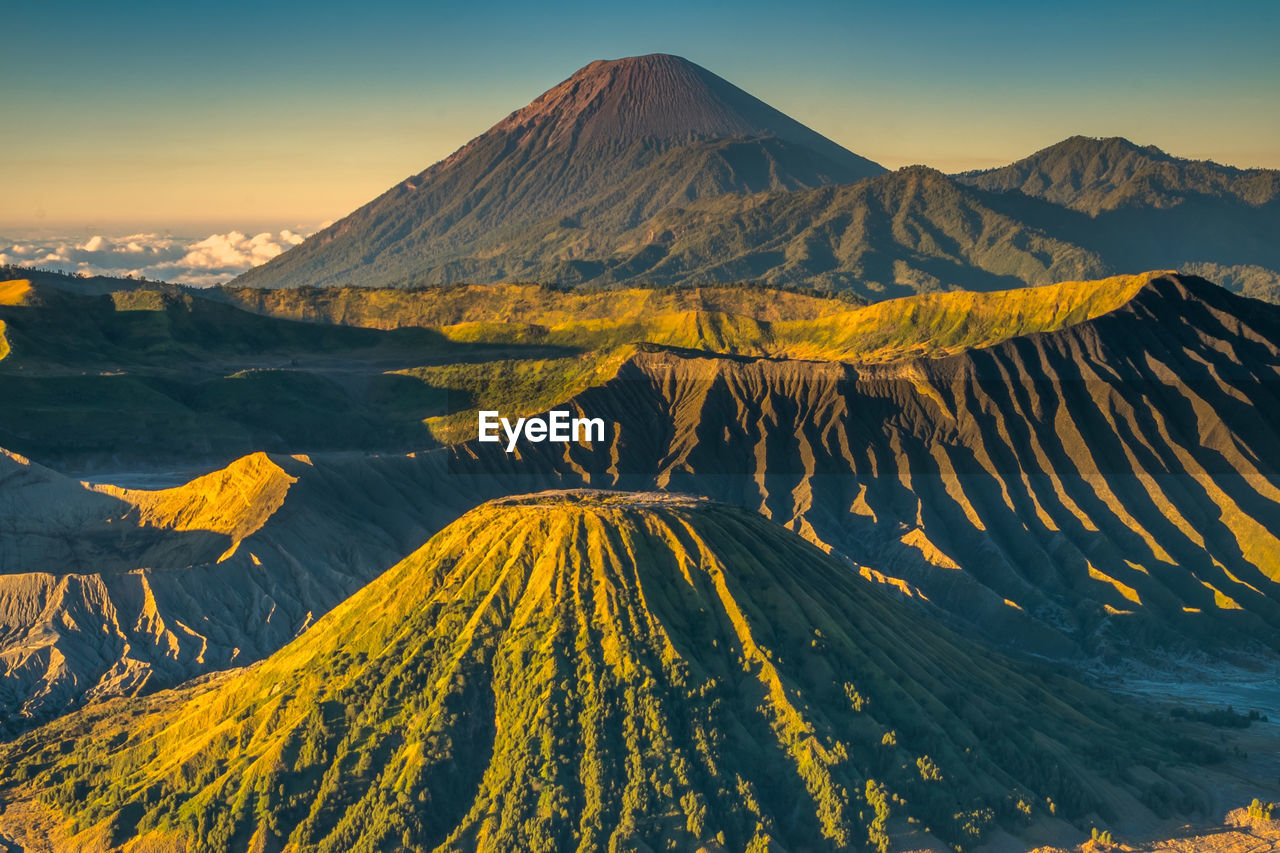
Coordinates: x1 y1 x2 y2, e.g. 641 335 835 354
3 0 1277 231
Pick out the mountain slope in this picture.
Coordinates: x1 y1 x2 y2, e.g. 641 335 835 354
955 137 1280 300
2 274 1276 726
0 276 570 467
231 164 1117 300
233 54 884 291
0 492 1210 852
0 448 489 729
576 165 1110 297
956 136 1280 214
447 275 1280 656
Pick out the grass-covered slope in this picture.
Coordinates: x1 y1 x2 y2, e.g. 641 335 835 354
768 271 1155 361
0 492 1209 852
0 278 569 466
4 272 1161 465
216 282 860 330
220 272 1157 362
441 275 1280 655
216 273 1162 442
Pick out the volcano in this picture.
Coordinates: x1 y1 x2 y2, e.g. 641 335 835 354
232 54 884 290
0 491 1208 851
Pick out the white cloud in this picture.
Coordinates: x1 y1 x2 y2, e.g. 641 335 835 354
179 230 298 271
3 225 320 286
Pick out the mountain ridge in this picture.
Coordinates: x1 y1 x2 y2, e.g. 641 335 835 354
956 135 1280 213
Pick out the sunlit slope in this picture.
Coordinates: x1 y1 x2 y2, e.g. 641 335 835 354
0 278 551 465
0 279 33 306
217 282 857 329
219 273 1160 362
448 275 1280 654
0 273 1145 456
772 272 1155 361
358 272 1164 441
90 452 299 551
0 449 490 728
380 275 1161 440
2 273 1275 726
0 492 1207 852
0 450 299 575
0 279 33 363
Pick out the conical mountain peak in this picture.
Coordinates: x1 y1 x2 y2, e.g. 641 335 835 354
233 55 884 289
490 53 860 161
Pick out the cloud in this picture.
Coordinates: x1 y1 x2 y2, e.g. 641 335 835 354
3 225 320 286
179 230 300 271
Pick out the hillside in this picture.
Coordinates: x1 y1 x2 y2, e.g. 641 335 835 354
218 272 1159 441
0 446 490 729
0 492 1211 852
8 272 1150 464
233 54 884 291
956 137 1280 301
565 166 1110 297
957 136 1280 214
2 274 1279 728
0 276 571 467
221 59 1278 300
443 275 1280 656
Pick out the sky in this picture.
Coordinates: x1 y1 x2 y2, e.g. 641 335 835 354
3 0 1278 246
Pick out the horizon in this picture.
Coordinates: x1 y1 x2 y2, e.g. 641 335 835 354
3 0 1278 235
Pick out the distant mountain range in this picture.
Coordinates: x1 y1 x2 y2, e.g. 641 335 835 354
232 55 1280 302
957 135 1280 213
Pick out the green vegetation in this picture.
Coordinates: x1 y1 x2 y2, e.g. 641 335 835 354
1 271 1167 466
1248 798 1278 821
397 352 627 444
0 278 565 464
224 273 1157 364
956 136 1280 300
958 136 1280 215
0 492 1211 851
218 281 860 329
